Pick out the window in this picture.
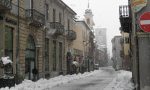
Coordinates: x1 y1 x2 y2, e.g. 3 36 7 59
124 37 129 43
53 9 56 22
45 38 49 71
5 26 13 61
87 18 90 24
59 12 62 23
45 4 49 20
25 0 33 9
68 19 70 30
53 40 56 71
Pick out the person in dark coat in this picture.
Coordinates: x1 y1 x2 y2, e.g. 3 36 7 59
66 52 72 74
32 68 38 81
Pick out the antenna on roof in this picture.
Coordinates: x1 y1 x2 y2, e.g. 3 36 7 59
88 0 90 8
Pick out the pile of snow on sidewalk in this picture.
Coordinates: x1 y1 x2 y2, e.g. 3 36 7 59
104 70 134 90
0 69 102 90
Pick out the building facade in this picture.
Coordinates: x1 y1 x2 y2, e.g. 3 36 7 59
119 1 150 90
44 0 76 77
120 32 131 70
0 1 97 87
129 0 150 90
0 0 46 81
95 28 107 52
0 0 77 82
111 36 123 70
72 20 91 72
95 28 108 66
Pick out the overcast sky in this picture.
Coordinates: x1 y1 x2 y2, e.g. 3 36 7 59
63 0 128 56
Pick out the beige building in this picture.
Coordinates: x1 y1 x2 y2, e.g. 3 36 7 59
0 0 76 82
72 20 93 72
44 0 76 77
73 21 90 58
0 0 45 81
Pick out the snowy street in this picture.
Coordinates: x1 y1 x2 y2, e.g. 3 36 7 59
51 67 116 90
0 66 134 90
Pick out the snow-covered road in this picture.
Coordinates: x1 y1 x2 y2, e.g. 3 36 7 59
0 66 134 90
51 67 116 90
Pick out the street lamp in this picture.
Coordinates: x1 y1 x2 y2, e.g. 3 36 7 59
36 42 41 79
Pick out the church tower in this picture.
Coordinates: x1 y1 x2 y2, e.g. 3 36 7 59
84 0 95 29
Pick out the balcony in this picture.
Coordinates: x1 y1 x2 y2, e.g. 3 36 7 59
119 5 132 33
26 9 45 27
50 22 64 35
0 0 12 11
66 30 76 40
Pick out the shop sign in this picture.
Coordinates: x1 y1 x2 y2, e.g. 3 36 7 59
131 0 147 12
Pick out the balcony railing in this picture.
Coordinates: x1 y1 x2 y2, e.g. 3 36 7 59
0 0 12 11
66 30 76 40
50 22 64 35
119 5 132 33
26 9 45 27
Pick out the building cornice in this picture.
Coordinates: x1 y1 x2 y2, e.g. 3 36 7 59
76 20 91 31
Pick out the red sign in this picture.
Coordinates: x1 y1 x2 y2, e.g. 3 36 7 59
139 12 150 32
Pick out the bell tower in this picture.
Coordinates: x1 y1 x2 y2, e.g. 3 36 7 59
84 0 95 29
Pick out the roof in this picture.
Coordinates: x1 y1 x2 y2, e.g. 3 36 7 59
76 20 91 31
59 0 77 15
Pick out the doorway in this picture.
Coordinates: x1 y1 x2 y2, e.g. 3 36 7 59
25 35 36 80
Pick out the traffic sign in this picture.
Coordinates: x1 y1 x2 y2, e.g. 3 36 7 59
139 12 150 32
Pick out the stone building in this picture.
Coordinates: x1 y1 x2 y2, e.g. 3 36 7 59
95 28 107 52
95 28 108 66
0 0 76 82
119 1 150 89
44 0 76 77
0 0 45 81
72 20 91 72
127 0 150 90
111 36 123 70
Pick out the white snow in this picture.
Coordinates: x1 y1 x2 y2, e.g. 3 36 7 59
72 61 79 66
0 67 134 90
104 70 135 90
1 57 12 65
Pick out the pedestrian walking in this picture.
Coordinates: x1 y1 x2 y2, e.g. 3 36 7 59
32 68 38 81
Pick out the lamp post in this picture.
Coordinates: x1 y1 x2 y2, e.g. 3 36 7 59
36 42 41 80
83 41 90 72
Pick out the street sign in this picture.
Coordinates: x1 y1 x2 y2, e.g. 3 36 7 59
131 0 147 12
139 12 150 32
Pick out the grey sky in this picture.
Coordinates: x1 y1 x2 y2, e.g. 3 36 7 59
63 0 128 56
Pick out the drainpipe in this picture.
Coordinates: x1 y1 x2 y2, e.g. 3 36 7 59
63 5 67 74
16 0 20 83
135 13 140 90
